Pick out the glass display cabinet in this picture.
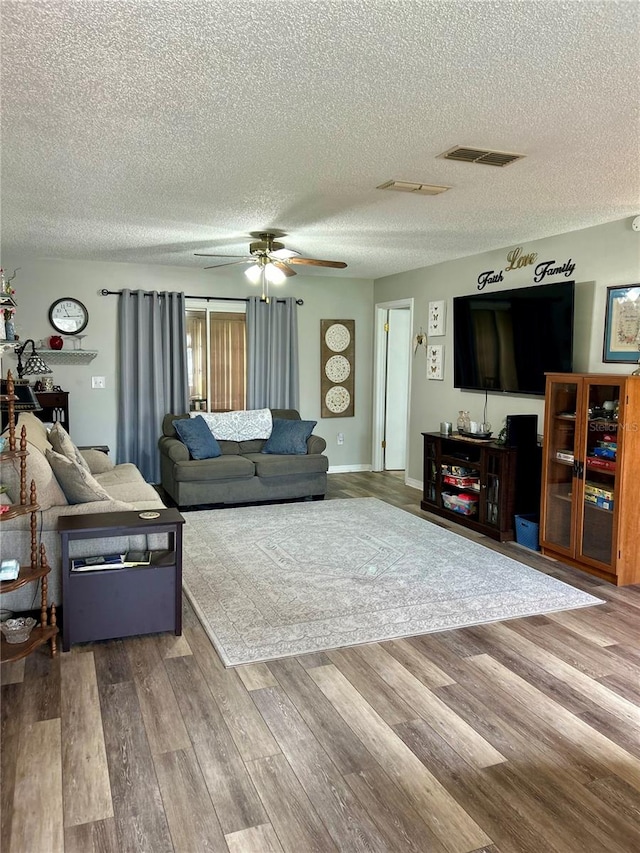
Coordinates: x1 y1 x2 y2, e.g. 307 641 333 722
540 373 640 585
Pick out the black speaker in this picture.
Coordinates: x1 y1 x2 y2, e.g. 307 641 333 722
506 414 542 514
505 414 538 448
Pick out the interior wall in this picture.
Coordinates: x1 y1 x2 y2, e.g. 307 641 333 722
3 217 638 484
374 216 640 487
0 258 374 469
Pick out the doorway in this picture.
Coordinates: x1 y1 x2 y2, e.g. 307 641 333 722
372 299 413 474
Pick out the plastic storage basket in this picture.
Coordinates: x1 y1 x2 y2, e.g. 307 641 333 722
514 514 540 551
442 492 479 516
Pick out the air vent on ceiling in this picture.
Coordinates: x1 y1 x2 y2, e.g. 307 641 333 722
377 180 450 195
438 146 525 167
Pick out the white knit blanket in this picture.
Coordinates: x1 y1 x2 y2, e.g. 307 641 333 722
192 409 273 441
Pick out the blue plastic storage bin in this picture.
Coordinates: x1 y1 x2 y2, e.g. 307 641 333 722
514 514 540 551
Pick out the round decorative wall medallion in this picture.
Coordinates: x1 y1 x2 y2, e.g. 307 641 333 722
324 354 351 383
324 322 351 352
325 385 351 414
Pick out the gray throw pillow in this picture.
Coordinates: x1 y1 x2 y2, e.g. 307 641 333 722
45 448 112 504
2 442 68 509
262 418 316 455
173 416 222 459
48 422 91 473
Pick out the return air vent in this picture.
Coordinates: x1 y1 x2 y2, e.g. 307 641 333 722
376 180 450 195
438 146 525 167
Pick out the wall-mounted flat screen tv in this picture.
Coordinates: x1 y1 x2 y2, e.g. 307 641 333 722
453 280 574 396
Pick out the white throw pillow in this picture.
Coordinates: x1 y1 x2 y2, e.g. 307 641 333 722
194 408 273 441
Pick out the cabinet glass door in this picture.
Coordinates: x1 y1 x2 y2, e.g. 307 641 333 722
423 435 438 504
542 379 579 553
482 451 501 529
578 380 620 568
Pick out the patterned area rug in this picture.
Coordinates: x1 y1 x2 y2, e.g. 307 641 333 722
182 498 602 666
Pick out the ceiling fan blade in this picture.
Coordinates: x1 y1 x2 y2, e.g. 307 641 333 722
194 253 251 259
273 261 297 277
270 247 300 259
287 257 348 269
203 260 251 270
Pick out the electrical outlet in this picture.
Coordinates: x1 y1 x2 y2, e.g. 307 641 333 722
91 376 106 389
337 432 344 445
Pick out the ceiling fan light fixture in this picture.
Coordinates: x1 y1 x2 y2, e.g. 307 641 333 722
250 238 285 255
265 263 286 284
245 263 262 283
199 231 347 275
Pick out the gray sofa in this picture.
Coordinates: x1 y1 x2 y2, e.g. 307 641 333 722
158 409 328 508
1 413 165 609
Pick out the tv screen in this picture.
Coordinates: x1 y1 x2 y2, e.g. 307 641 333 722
453 281 574 395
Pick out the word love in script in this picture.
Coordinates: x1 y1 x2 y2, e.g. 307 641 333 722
505 247 537 271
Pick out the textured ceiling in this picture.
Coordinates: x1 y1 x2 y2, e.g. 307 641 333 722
1 0 639 280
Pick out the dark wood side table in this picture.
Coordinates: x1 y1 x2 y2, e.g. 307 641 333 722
35 390 70 432
58 508 184 652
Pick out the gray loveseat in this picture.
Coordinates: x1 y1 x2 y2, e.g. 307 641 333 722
158 409 328 508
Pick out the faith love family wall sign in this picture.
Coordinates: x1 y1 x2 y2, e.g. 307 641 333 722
477 245 576 290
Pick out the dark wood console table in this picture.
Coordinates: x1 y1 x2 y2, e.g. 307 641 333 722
59 508 184 651
421 432 541 541
35 390 70 432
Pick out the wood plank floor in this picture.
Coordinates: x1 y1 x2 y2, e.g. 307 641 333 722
2 471 640 852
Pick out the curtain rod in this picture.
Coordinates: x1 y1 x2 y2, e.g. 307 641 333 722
99 289 303 305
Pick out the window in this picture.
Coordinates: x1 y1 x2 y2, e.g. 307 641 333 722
186 305 246 411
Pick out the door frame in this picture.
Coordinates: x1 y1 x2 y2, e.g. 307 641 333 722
372 298 414 474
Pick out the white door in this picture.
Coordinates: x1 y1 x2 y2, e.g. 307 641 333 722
384 308 411 470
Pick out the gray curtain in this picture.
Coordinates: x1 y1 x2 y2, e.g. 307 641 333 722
246 296 300 410
117 289 188 482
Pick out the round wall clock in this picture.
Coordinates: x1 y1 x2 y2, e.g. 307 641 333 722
48 298 89 334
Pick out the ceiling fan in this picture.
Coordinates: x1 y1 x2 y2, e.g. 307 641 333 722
195 232 347 294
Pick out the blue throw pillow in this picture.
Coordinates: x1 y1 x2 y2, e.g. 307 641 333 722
262 418 317 455
173 416 222 460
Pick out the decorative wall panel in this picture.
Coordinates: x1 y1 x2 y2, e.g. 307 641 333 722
320 319 355 418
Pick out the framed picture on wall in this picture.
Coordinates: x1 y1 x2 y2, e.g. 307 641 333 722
603 284 640 362
427 344 444 380
428 300 446 336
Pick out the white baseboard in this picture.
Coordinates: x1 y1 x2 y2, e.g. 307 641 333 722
326 468 423 487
